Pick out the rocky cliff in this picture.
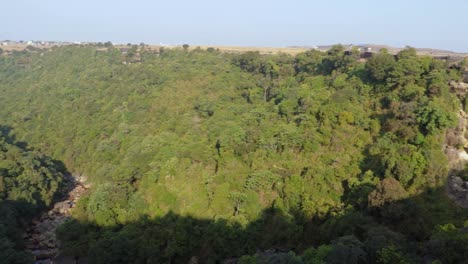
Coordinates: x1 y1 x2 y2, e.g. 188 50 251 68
445 81 468 208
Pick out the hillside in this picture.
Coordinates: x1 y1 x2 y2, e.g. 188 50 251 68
0 44 467 263
0 128 66 263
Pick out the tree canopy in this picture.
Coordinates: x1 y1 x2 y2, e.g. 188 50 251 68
0 45 466 263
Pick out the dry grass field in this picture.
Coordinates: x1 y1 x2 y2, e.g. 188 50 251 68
189 45 310 55
2 42 467 58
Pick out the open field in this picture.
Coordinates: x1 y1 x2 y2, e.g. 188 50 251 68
188 45 310 55
2 42 467 58
1 43 310 55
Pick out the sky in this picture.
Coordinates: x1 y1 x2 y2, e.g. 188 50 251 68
2 0 468 52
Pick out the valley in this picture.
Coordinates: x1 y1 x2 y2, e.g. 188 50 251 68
0 43 467 263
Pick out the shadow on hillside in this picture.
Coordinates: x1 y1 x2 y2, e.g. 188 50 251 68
1 125 466 263
0 125 74 263
0 125 30 149
56 184 468 264
0 199 43 263
0 125 71 201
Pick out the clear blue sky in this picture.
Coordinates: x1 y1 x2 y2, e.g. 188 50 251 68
2 0 467 52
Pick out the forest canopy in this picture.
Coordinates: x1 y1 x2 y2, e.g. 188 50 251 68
0 44 467 263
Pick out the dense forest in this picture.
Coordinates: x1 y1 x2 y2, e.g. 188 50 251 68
0 44 467 263
0 127 65 263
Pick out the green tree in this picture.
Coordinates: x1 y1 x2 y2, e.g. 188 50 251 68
365 49 396 83
368 178 408 207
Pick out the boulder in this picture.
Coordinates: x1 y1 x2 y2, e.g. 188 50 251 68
37 260 52 264
53 255 77 264
45 239 55 248
452 176 464 186
77 257 90 264
43 232 56 241
32 249 57 260
25 242 37 250
189 256 198 264
37 221 55 233
54 201 71 213
452 184 466 193
30 234 41 243
451 81 468 92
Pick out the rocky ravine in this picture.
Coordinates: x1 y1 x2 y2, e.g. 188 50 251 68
24 174 89 264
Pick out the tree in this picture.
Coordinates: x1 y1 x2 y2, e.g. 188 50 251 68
233 51 262 73
416 100 456 134
428 224 468 263
0 44 465 263
365 49 396 83
327 236 367 264
182 44 189 50
368 178 408 207
295 49 323 75
320 44 345 74
396 47 417 60
377 245 410 264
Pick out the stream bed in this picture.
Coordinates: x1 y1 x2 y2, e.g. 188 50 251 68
24 174 89 264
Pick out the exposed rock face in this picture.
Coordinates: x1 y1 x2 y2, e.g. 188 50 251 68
444 109 468 165
450 81 468 97
444 93 468 208
447 175 468 208
25 174 89 264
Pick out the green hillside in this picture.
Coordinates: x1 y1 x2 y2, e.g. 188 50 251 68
0 45 467 263
0 128 65 263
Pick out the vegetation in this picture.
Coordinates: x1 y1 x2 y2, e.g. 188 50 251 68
0 127 65 263
0 44 467 263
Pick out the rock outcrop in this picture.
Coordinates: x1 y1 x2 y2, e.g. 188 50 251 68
444 84 468 208
447 175 468 208
450 81 468 97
